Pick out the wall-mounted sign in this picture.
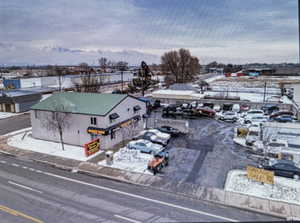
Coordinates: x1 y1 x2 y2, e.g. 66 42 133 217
84 138 100 157
87 127 108 135
247 165 274 185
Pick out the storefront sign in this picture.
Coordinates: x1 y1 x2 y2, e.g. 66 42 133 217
84 138 100 157
247 165 274 185
121 119 133 128
87 127 107 135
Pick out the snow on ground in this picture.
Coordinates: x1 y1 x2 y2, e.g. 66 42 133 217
98 148 153 175
7 132 102 161
0 112 23 120
225 170 300 205
205 74 224 83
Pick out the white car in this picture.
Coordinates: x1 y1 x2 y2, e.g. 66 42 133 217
213 104 221 112
232 104 240 113
265 139 288 154
219 111 238 122
245 109 264 118
141 129 170 139
127 139 164 154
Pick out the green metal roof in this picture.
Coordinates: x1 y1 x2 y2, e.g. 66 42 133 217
31 92 128 116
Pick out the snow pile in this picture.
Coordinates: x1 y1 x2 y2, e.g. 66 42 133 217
7 132 102 161
0 112 22 120
98 148 153 175
225 170 300 205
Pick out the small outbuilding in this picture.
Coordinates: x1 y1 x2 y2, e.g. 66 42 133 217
0 90 42 113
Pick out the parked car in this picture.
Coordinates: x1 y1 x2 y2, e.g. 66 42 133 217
270 110 294 119
265 139 288 154
219 111 238 122
140 129 171 143
245 126 261 146
240 104 250 112
261 159 300 180
134 132 168 146
273 115 294 123
244 115 268 124
223 103 233 111
157 126 181 136
232 104 240 113
196 107 216 118
213 104 221 112
127 139 164 154
147 151 169 175
261 104 279 115
245 109 264 118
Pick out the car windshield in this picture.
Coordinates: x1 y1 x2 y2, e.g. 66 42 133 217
225 112 235 115
249 111 263 114
249 132 259 136
252 116 265 120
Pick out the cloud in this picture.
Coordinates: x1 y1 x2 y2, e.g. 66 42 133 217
0 0 298 65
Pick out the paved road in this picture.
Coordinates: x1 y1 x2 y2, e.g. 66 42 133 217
0 154 281 223
0 113 31 135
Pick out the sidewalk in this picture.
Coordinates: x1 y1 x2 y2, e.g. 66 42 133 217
0 133 299 220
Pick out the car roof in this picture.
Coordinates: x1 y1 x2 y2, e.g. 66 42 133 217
273 159 295 166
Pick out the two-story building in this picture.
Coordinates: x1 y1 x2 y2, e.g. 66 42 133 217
31 92 146 150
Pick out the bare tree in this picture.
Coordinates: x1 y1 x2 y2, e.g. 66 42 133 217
79 62 90 74
121 124 137 147
74 73 104 93
42 101 71 151
161 48 201 83
98 57 108 73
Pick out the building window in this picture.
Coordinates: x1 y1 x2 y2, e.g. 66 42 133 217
109 113 119 123
133 105 141 114
91 117 97 125
34 110 38 119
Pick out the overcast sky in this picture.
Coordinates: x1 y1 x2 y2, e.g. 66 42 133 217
0 0 298 65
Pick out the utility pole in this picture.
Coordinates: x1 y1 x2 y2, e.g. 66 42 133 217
263 82 267 103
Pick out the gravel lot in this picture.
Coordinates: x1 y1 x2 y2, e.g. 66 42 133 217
163 117 259 189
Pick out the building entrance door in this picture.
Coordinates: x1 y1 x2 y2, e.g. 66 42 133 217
5 104 11 112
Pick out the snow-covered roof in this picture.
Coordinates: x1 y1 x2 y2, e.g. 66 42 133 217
152 89 204 100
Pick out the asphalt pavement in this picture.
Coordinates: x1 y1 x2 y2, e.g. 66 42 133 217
0 113 31 135
0 154 282 223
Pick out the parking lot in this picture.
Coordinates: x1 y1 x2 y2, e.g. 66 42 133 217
160 117 258 189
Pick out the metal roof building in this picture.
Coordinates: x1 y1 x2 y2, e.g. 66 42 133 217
0 90 42 113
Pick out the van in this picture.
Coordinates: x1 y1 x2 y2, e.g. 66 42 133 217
232 104 240 113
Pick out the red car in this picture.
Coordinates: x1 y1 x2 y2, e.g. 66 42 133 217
197 107 216 118
270 110 294 119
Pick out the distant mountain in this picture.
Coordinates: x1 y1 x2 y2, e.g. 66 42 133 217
0 44 160 66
